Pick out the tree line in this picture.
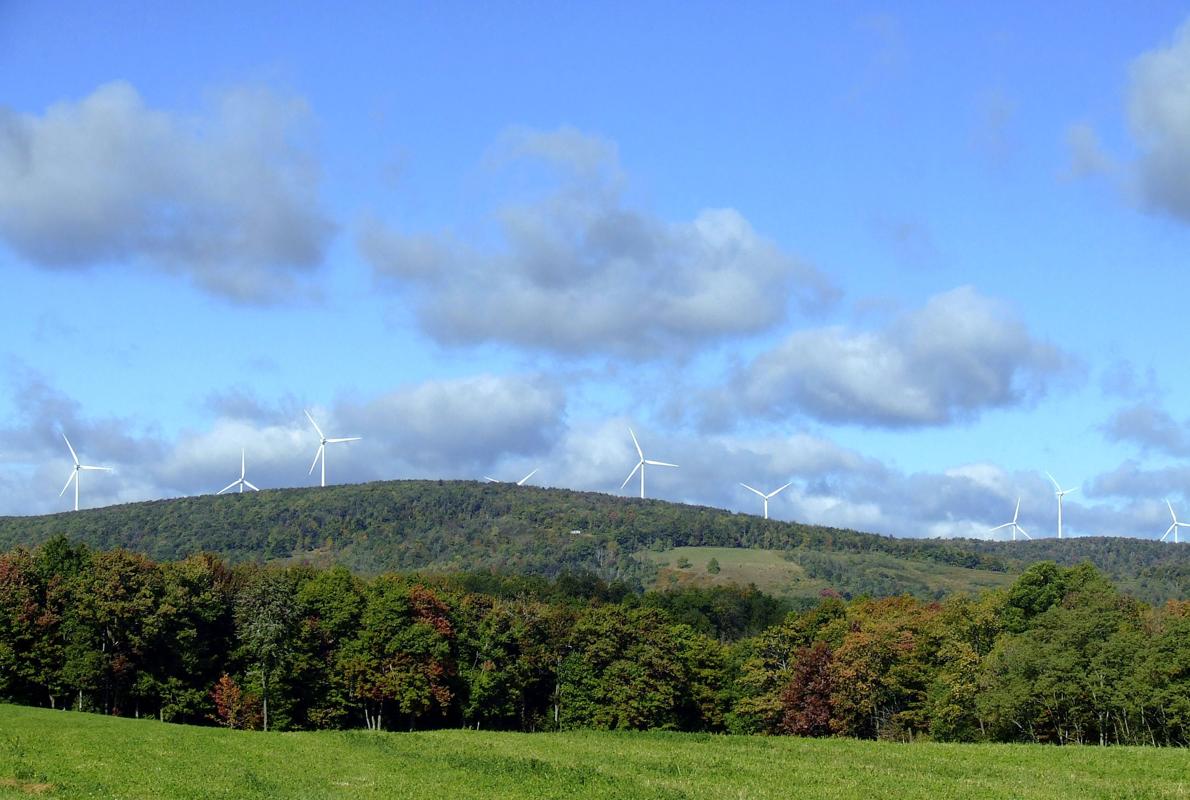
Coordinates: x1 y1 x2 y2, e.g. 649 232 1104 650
1 537 1187 745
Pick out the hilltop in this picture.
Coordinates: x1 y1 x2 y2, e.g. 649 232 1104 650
0 480 1186 602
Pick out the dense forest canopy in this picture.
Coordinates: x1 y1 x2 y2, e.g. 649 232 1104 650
0 480 1186 603
1 539 1187 746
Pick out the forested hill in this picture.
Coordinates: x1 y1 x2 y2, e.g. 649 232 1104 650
0 479 1186 601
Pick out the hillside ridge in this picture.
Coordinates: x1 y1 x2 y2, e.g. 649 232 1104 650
0 479 1186 602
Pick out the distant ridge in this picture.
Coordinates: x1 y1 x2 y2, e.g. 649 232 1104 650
0 480 1186 602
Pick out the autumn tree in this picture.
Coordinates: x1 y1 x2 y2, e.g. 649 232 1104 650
829 596 943 740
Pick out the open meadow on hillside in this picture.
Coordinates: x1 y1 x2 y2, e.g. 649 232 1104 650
1 705 1186 800
636 545 1015 599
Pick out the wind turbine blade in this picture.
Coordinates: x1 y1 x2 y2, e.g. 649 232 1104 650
1013 497 1021 522
304 410 325 440
739 483 765 498
1168 500 1177 523
645 460 678 468
1065 486 1078 495
243 481 259 492
241 449 246 479
1018 526 1031 540
517 468 538 485
769 482 793 498
483 476 499 483
309 445 323 475
80 465 112 471
628 428 643 460
327 437 361 443
1045 471 1062 492
217 481 239 495
59 471 76 497
989 522 1012 531
621 461 642 489
62 433 79 465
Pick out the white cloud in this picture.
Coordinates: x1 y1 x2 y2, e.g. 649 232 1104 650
338 374 566 473
360 126 838 359
729 287 1071 427
1128 20 1190 222
0 81 333 302
1068 20 1190 224
1101 403 1190 457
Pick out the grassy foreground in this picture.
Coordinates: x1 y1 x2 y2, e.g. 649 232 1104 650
1 704 1187 800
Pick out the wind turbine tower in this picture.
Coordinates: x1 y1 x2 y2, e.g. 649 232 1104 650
990 498 1031 541
1046 472 1077 539
218 449 259 494
739 482 791 520
58 433 112 512
1162 501 1190 543
305 411 361 487
620 428 677 499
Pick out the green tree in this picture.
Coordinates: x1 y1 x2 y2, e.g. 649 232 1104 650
291 565 366 728
340 577 457 730
978 565 1144 744
928 591 1006 741
235 569 299 731
558 606 725 731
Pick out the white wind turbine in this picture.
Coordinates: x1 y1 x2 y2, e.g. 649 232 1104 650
620 428 677 499
739 481 791 520
1161 501 1189 543
58 433 112 512
1046 472 1077 539
305 411 361 488
218 449 259 495
990 498 1031 541
483 468 539 486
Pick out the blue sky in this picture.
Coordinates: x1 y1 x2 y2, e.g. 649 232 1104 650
3 2 1190 540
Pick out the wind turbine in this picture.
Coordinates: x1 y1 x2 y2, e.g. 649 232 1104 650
305 411 361 487
218 449 259 495
620 428 677 499
483 468 539 486
1161 500 1189 543
58 433 112 512
990 498 1031 541
1046 472 1077 539
739 482 791 520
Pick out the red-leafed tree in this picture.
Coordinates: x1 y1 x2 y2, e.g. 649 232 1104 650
779 640 835 737
210 673 262 730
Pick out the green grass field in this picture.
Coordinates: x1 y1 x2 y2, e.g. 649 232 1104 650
636 546 1014 599
1 704 1186 799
